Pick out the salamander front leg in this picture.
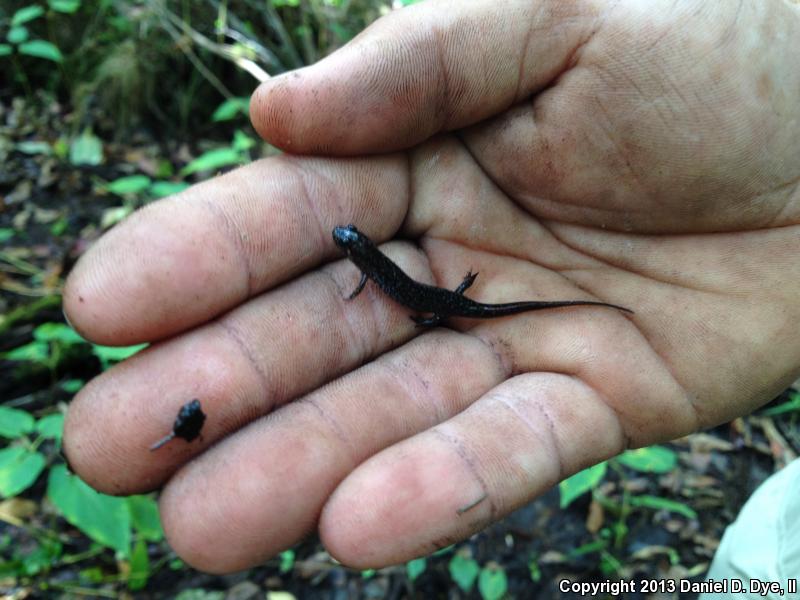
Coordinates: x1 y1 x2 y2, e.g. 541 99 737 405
347 272 368 300
411 314 443 327
455 271 478 295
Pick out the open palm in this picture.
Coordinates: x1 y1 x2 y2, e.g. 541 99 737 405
63 0 800 572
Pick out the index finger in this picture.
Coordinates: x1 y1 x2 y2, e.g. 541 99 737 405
63 154 408 345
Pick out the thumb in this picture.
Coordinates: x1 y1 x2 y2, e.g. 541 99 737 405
250 0 597 155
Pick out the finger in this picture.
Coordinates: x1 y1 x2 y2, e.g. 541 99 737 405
251 0 602 154
150 282 653 572
319 368 673 568
63 241 434 495
157 330 503 573
63 154 407 345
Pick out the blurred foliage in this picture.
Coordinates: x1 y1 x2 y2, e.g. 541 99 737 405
1 0 392 137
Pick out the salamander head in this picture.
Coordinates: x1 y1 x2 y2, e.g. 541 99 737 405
332 224 370 255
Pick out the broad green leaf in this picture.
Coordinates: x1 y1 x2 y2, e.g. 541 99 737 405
2 340 49 362
19 538 62 576
127 537 150 590
18 40 63 62
7 26 30 45
617 446 677 474
34 322 85 345
106 175 152 196
211 97 249 122
50 217 68 236
0 407 36 438
0 228 14 242
100 205 132 229
150 181 189 198
0 447 46 496
60 378 84 394
127 495 163 541
449 553 479 593
11 6 45 26
36 413 64 441
49 0 81 13
272 0 300 6
559 462 607 508
761 392 800 417
180 148 243 176
92 343 147 369
69 129 103 166
16 140 52 155
406 557 426 581
629 494 697 519
0 44 13 57
279 549 294 573
47 465 131 555
478 565 508 600
232 130 255 152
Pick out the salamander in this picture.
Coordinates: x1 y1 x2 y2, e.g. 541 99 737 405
332 224 632 326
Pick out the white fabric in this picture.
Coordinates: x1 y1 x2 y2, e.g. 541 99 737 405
700 457 800 599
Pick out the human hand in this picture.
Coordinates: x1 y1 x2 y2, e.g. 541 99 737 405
63 0 800 572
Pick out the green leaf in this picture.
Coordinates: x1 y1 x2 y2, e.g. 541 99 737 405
53 137 69 159
232 129 255 152
60 378 84 394
92 343 147 369
0 447 46 496
50 217 68 236
49 0 81 13
528 558 541 582
0 44 12 57
478 565 508 600
149 181 189 198
180 148 243 176
2 340 49 362
406 557 426 581
47 465 131 555
361 569 375 579
272 0 300 6
127 495 163 542
127 537 150 590
616 446 677 474
36 413 64 441
16 140 52 155
629 494 697 519
211 97 249 122
20 538 62 576
761 392 800 417
18 40 63 62
34 322 85 345
559 462 607 508
69 129 103 166
449 553 480 593
12 5 45 26
7 26 30 45
106 175 152 196
0 228 15 242
279 549 294 574
0 407 36 438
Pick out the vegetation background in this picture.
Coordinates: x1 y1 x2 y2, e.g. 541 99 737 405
1 1 799 598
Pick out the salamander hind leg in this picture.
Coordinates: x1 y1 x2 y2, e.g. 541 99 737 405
411 314 443 327
347 272 368 300
455 271 478 295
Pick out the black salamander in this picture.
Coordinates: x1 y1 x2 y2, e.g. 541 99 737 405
332 224 633 326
